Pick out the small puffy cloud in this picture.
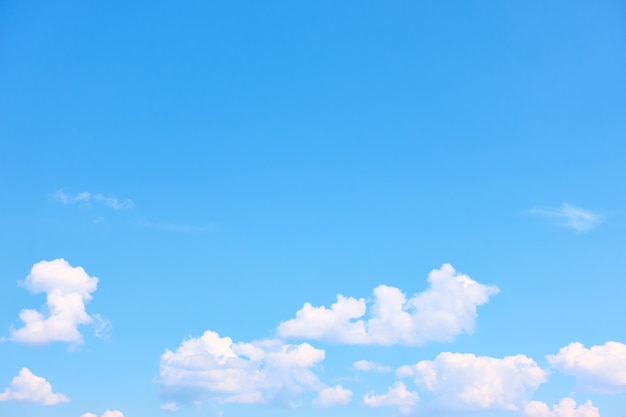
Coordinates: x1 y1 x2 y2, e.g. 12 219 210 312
81 411 124 417
278 264 498 346
524 398 599 417
547 341 626 393
9 259 107 346
529 203 601 233
312 385 353 407
159 330 326 407
363 382 419 415
0 367 69 405
50 189 134 210
398 352 547 411
353 360 392 373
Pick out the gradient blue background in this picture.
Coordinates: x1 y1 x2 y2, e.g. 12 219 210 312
1 1 625 416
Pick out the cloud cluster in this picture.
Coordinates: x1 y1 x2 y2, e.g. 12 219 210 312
525 398 599 417
159 330 326 406
9 259 104 346
547 341 626 393
0 368 69 405
278 264 499 346
397 352 547 411
50 189 134 210
529 203 601 233
363 382 419 415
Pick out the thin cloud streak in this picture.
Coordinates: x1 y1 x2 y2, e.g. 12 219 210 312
528 203 602 233
49 189 134 210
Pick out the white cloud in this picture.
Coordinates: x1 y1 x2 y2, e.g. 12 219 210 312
160 402 179 411
397 352 547 411
81 411 125 417
277 264 499 346
547 341 626 393
529 203 601 232
0 368 69 405
50 189 134 210
312 385 353 407
101 411 124 417
9 258 107 346
159 330 326 407
353 360 392 373
363 382 419 415
525 398 599 417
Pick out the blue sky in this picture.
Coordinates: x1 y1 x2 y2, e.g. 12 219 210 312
1 1 625 416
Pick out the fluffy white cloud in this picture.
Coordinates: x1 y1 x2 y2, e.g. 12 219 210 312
529 203 601 232
397 352 547 411
159 330 326 407
50 189 134 210
547 341 626 393
277 264 498 346
363 382 419 415
353 360 392 373
525 398 599 417
81 411 124 417
9 259 106 346
0 368 69 405
312 385 353 407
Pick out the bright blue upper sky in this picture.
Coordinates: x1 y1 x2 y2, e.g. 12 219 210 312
1 1 625 417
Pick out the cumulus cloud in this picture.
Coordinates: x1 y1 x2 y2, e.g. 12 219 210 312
397 352 547 411
547 341 626 393
0 368 69 405
50 189 134 210
159 330 326 407
529 203 601 233
9 259 107 346
524 398 599 417
363 382 419 415
353 360 392 373
81 411 124 417
312 385 353 407
277 264 498 346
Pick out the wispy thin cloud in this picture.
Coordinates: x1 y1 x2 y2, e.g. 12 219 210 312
529 203 602 233
49 189 134 210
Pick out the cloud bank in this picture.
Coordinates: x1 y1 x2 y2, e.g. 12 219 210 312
397 352 547 411
525 398 599 417
278 264 498 346
159 330 326 407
